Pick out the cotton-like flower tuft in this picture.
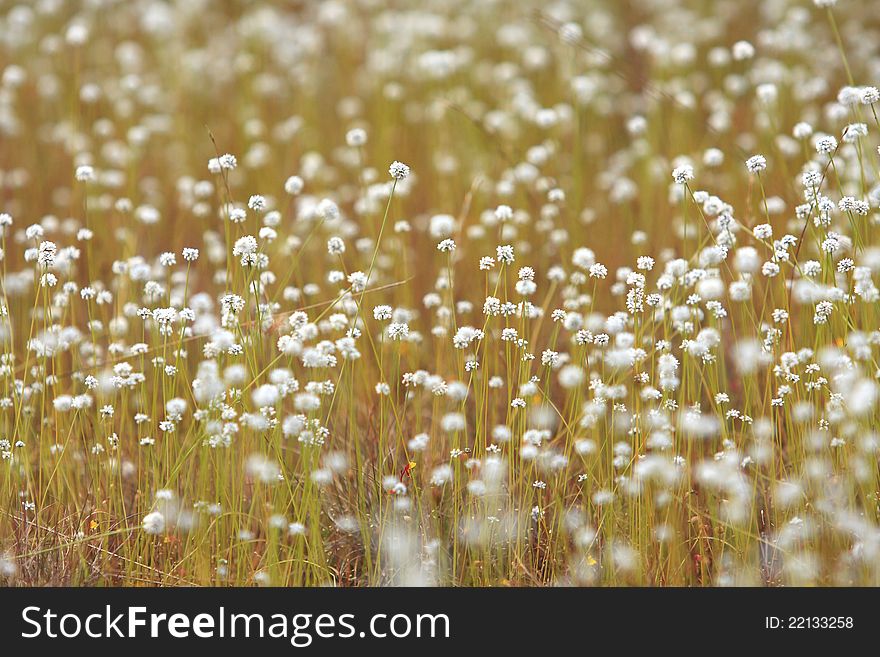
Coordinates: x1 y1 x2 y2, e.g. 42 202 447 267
388 160 410 180
143 511 165 535
745 155 767 173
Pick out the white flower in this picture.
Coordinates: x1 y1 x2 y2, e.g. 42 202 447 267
731 40 755 61
814 135 837 154
373 305 393 321
589 263 608 279
496 244 515 264
37 241 57 267
388 160 410 180
218 153 237 170
672 165 694 184
387 322 410 340
232 235 258 256
327 236 345 255
745 154 767 173
753 224 772 240
346 128 367 147
75 165 95 182
284 175 304 195
495 205 513 221
572 247 595 270
861 87 880 105
143 511 165 535
316 198 339 220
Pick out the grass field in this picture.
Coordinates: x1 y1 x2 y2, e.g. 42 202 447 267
2 0 880 586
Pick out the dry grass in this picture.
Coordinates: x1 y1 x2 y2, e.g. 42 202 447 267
1 0 880 586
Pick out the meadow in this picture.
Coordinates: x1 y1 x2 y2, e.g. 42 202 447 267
1 0 880 586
